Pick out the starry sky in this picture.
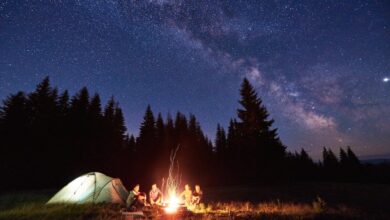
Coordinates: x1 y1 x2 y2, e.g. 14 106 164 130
0 0 389 160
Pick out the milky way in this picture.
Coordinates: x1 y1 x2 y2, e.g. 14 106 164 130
0 0 389 159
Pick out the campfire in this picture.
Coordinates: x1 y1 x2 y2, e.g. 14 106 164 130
161 146 187 214
163 191 181 214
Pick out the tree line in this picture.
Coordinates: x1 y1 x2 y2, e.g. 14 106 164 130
0 77 388 190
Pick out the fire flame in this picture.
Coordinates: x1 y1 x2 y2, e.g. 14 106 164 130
164 191 180 214
162 145 181 214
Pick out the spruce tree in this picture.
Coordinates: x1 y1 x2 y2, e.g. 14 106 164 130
127 135 136 152
101 96 116 156
226 119 239 182
113 105 126 147
339 148 348 165
27 77 62 187
300 148 313 164
235 78 286 180
58 90 69 115
136 105 156 184
136 105 156 156
28 77 58 132
174 112 188 143
0 92 30 189
89 94 102 118
215 124 227 155
162 113 175 167
323 148 339 167
104 96 115 121
227 119 238 151
156 113 165 147
88 94 103 148
70 87 90 134
71 87 89 117
346 147 361 166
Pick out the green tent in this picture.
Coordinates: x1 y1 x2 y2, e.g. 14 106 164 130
47 172 128 204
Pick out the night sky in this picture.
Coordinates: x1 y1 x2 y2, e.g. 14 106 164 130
1 0 389 159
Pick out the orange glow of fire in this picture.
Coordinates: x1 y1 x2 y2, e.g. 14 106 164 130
164 191 180 214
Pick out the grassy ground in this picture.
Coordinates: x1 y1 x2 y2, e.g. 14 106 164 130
0 182 389 220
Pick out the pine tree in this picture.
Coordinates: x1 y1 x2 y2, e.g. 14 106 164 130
0 92 30 135
300 148 313 164
137 105 156 153
68 87 95 175
89 94 102 118
215 124 227 155
165 113 174 137
322 147 339 171
338 147 360 180
135 105 156 184
113 105 126 148
174 112 188 143
58 90 70 115
104 96 115 121
227 119 238 150
69 87 90 139
88 93 103 151
71 87 89 116
101 96 116 156
339 148 348 165
214 124 228 181
28 77 58 129
162 113 175 165
226 119 240 182
0 78 137 189
235 78 286 180
0 92 32 189
188 114 204 150
346 147 361 166
126 135 136 152
237 78 285 158
156 113 165 146
56 89 72 178
189 114 211 169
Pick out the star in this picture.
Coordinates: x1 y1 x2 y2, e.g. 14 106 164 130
0 0 389 160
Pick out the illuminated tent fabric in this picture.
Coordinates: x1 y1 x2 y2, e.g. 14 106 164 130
47 172 128 204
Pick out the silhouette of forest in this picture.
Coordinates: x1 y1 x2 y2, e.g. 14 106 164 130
0 77 389 191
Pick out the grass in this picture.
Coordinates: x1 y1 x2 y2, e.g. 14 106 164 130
1 182 389 220
191 200 362 220
0 190 121 220
0 203 122 220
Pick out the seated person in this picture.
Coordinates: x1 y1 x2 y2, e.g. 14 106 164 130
126 184 148 211
149 184 163 205
192 185 203 205
179 184 192 207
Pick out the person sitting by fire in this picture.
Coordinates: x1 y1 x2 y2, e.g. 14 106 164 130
126 184 148 211
149 183 163 206
192 184 203 205
179 184 192 207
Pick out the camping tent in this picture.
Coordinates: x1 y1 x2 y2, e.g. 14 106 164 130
47 172 128 204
